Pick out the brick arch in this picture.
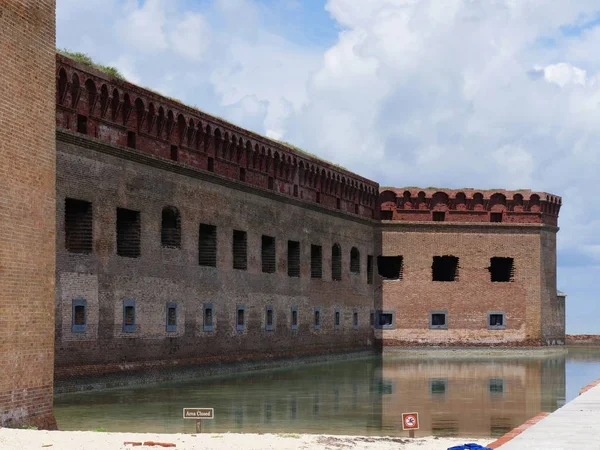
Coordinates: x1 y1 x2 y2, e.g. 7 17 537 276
85 79 97 115
147 102 156 134
57 67 68 105
187 118 195 147
166 110 175 140
204 124 212 153
512 193 524 212
489 193 507 211
472 192 484 211
455 192 467 210
529 194 541 212
100 84 109 119
122 93 133 125
134 97 145 131
432 191 449 210
70 72 81 109
177 114 186 145
157 106 165 138
111 88 120 121
417 191 426 209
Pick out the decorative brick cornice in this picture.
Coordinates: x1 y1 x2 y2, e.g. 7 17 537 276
379 187 561 226
55 53 379 219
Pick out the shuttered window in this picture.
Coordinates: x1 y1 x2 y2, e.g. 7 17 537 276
287 240 300 277
262 235 276 273
116 208 141 258
199 224 217 267
232 230 247 270
65 198 93 254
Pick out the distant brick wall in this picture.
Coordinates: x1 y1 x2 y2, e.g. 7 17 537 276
379 222 560 346
54 131 382 378
0 0 57 429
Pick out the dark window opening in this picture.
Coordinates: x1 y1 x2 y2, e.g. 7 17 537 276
491 212 503 223
331 244 342 281
161 206 181 249
488 312 506 329
127 131 136 149
116 208 141 258
489 378 504 394
207 157 214 172
489 257 514 282
334 310 341 327
239 167 246 182
77 114 87 134
433 211 445 222
354 204 359 214
72 299 87 333
370 311 375 327
294 185 298 197
265 306 274 331
316 191 320 203
166 303 177 332
314 308 321 329
198 224 217 267
287 240 300 277
170 145 178 161
367 255 374 284
430 379 447 395
232 230 247 270
268 177 274 190
377 312 394 328
123 300 136 333
236 306 245 331
430 311 448 329
262 235 276 273
350 247 360 274
380 210 393 220
336 198 341 209
377 256 403 280
291 307 298 329
311 245 322 279
432 256 459 281
203 304 214 332
353 311 358 328
65 198 93 254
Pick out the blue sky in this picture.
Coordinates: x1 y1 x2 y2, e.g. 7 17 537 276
57 0 600 333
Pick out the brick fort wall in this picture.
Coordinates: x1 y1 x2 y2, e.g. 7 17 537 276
0 0 57 429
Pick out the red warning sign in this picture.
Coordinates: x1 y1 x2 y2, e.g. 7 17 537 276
402 412 419 430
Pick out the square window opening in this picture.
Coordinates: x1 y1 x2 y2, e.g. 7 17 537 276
236 306 246 331
311 245 323 279
207 157 214 172
123 300 136 333
287 240 300 277
71 299 87 333
239 167 246 182
490 212 503 223
489 378 505 394
203 304 214 332
198 224 217 267
314 308 321 329
77 114 87 134
265 306 274 331
65 198 93 254
268 177 274 190
291 307 298 330
433 211 445 222
334 310 341 328
232 230 248 270
488 312 506 329
377 311 395 329
127 131 136 149
170 145 178 162
430 379 447 395
380 210 393 220
432 256 459 281
489 257 514 282
116 208 141 258
377 256 403 280
262 235 276 273
166 303 177 332
430 311 448 329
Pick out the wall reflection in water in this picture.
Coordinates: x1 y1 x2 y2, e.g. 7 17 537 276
54 355 566 437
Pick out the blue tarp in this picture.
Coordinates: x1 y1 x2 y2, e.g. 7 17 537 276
447 444 492 450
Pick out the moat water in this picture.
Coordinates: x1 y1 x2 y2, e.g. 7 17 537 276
53 347 600 438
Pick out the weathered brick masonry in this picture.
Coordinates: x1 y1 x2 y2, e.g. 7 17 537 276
0 0 57 429
54 57 382 380
378 189 563 347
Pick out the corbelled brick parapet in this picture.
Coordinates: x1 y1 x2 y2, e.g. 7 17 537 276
380 187 561 226
55 54 379 219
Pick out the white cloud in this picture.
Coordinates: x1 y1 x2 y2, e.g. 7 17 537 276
542 63 587 87
169 13 211 61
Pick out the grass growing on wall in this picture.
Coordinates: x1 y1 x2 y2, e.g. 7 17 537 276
58 48 125 80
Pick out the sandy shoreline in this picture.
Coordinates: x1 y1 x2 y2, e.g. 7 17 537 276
0 429 491 450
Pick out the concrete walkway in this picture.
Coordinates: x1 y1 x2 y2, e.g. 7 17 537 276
498 381 600 449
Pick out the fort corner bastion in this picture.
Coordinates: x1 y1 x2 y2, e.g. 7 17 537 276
0 2 563 427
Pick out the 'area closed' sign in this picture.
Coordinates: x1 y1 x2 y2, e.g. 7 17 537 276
402 412 419 430
183 408 214 419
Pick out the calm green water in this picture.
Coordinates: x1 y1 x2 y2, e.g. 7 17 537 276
53 348 600 438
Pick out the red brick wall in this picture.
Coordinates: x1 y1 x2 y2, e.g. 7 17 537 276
379 222 560 346
0 0 57 429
